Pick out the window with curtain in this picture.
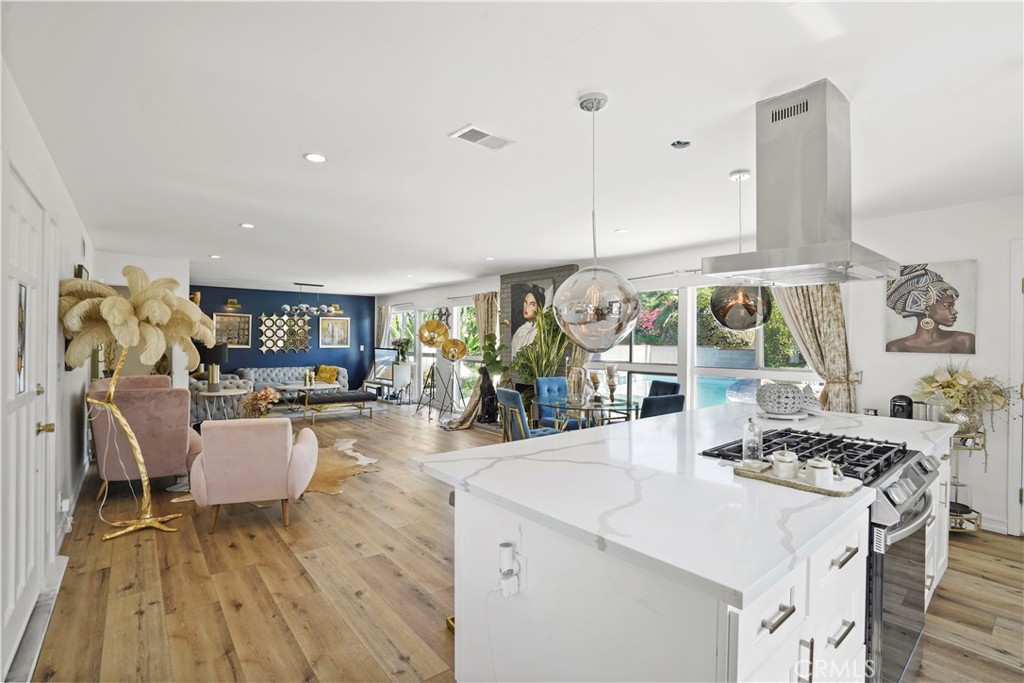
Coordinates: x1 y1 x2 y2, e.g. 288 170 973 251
692 286 819 409
389 311 415 346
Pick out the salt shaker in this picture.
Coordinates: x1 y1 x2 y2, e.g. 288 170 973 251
741 418 763 467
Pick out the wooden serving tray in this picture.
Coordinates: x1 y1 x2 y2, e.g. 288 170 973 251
733 464 864 497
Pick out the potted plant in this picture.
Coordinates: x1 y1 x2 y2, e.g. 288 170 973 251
510 307 570 409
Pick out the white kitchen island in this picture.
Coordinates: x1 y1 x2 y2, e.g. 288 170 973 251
417 403 955 682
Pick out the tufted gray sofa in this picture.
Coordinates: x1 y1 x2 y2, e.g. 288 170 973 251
234 365 347 400
189 375 253 424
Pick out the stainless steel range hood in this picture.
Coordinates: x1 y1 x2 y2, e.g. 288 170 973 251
702 79 898 286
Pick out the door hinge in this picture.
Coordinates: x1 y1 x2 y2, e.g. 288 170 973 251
1019 487 1023 505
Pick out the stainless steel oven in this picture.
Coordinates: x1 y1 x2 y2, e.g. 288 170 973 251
867 488 933 682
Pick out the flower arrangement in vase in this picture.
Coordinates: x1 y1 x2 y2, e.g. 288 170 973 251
392 337 413 363
915 363 1011 434
238 386 281 418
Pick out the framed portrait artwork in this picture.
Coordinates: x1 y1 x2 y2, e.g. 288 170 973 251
508 279 554 360
884 260 977 354
213 312 252 349
319 316 350 348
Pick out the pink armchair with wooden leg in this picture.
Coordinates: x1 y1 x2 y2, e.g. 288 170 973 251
189 418 318 533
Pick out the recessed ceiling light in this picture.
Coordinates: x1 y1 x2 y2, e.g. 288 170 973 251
406 274 413 278
614 228 629 234
303 152 327 163
670 140 691 149
240 222 255 229
209 254 221 259
484 256 495 261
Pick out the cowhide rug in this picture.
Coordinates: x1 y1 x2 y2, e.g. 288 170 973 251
305 439 380 495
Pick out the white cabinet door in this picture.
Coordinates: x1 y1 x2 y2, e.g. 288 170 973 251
925 460 950 609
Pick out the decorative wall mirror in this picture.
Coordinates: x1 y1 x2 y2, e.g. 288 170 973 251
258 313 311 353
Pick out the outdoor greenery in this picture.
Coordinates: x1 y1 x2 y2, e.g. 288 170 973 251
460 306 481 356
389 312 416 346
633 290 679 346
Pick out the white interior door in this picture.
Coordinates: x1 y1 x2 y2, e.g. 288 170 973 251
1 165 51 678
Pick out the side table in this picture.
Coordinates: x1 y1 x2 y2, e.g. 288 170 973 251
949 433 984 532
199 388 249 421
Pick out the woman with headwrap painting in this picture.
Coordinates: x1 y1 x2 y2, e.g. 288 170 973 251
885 264 975 353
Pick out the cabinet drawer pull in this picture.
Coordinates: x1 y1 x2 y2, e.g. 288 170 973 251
831 545 859 570
940 481 948 506
926 573 935 591
761 603 796 634
798 638 815 683
828 619 855 649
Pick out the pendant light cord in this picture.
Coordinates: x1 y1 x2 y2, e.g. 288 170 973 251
591 107 598 269
737 177 743 253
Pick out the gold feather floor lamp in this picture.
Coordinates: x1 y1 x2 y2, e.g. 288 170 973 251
60 265 216 541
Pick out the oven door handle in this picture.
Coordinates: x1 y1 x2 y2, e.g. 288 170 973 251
886 491 933 547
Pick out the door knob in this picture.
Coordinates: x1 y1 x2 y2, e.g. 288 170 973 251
35 422 55 435
35 384 45 395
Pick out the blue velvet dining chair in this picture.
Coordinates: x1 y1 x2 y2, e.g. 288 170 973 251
496 388 562 441
639 393 686 419
648 380 682 397
534 376 589 431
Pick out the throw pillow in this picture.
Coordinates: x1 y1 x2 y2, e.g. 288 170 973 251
316 365 339 384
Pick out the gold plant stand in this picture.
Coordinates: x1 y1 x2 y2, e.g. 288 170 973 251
87 348 182 540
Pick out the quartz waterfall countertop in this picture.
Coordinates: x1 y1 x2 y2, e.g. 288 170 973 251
416 403 957 608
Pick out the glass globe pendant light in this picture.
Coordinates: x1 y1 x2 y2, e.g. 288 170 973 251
710 170 772 331
552 92 640 353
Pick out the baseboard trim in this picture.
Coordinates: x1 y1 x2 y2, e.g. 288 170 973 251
981 515 1008 535
5 556 69 682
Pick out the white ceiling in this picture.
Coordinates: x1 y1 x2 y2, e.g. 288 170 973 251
3 2 1022 296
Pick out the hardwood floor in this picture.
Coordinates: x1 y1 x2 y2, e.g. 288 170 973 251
34 404 498 683
33 405 1024 681
915 531 1024 682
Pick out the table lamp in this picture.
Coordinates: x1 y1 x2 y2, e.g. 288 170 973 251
200 343 229 392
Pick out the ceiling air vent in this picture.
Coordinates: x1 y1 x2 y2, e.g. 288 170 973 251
770 99 809 123
449 124 515 151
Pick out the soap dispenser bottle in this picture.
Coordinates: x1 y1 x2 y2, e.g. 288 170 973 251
741 418 763 467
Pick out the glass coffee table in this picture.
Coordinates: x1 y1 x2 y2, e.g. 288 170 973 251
534 396 640 430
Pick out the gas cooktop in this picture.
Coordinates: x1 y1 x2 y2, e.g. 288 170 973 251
701 427 911 487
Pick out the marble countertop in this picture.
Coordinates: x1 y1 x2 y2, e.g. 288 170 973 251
416 402 957 608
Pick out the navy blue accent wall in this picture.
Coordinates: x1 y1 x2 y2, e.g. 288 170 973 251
193 285 374 387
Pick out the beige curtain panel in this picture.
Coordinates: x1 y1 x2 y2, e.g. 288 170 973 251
448 291 498 430
375 304 391 348
774 284 858 413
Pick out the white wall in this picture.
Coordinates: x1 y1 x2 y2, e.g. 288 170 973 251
2 62 95 555
92 251 190 388
849 195 1023 533
389 199 1023 532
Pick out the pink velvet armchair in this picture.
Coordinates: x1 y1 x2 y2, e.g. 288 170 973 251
88 376 202 491
189 418 318 533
